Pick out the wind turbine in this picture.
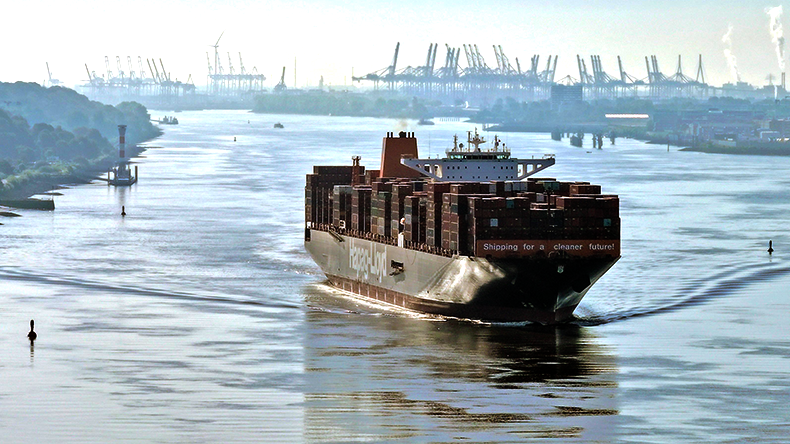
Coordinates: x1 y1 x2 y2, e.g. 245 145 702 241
210 31 224 76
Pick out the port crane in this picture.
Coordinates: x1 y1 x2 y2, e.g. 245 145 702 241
45 62 61 87
274 66 287 92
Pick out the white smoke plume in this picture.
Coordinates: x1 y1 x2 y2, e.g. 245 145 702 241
767 6 786 72
722 24 741 83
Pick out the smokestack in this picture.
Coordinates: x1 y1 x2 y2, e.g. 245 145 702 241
380 132 420 179
783 72 786 89
118 124 127 159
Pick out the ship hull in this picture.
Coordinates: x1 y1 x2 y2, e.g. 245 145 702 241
305 229 618 324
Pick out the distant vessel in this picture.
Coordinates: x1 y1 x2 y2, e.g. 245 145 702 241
156 116 179 125
417 118 435 126
304 130 620 324
274 122 284 129
108 125 138 186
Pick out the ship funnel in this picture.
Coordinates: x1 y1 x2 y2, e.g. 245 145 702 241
118 124 127 160
380 132 421 178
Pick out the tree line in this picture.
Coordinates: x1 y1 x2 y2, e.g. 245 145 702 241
0 82 160 193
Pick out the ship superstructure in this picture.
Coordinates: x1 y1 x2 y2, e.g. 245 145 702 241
304 131 620 324
401 129 555 182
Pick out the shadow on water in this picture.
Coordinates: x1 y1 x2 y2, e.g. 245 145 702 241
303 287 619 443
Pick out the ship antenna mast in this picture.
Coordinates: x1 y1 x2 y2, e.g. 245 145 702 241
468 128 485 152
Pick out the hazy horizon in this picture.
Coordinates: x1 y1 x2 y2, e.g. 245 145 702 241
4 0 789 90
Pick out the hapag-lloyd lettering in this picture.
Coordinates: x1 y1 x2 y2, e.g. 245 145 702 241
349 240 387 283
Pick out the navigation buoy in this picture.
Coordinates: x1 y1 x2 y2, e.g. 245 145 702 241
121 206 126 217
768 240 774 254
28 320 37 342
234 137 237 142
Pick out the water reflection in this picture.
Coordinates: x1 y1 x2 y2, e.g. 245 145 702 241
303 288 619 442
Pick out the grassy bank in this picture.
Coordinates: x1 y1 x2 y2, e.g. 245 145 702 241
0 144 148 200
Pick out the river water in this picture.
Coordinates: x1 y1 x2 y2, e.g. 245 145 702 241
1 110 788 443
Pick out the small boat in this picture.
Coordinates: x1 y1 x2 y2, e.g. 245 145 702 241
157 116 179 125
417 118 435 126
274 122 284 129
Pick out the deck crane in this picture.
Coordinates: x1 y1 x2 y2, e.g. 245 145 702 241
274 66 287 92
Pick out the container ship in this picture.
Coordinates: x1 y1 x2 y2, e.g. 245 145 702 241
304 130 620 324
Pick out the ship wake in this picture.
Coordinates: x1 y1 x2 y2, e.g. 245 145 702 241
0 266 301 311
574 261 790 325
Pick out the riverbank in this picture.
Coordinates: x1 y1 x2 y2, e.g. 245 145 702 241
680 144 790 156
0 144 149 201
484 122 610 133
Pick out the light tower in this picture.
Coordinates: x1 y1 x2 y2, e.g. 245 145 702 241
108 124 137 186
118 124 127 160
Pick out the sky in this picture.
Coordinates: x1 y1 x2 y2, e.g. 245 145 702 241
2 0 788 90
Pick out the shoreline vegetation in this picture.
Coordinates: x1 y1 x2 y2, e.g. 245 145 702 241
0 82 160 203
252 91 466 119
255 91 790 156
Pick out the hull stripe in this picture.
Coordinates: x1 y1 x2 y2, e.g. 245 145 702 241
327 274 577 324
